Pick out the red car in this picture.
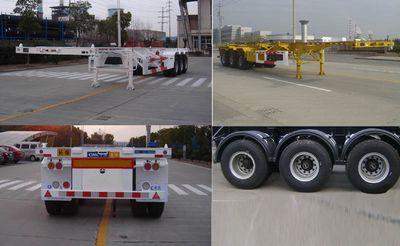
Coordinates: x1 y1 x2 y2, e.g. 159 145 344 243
0 145 25 163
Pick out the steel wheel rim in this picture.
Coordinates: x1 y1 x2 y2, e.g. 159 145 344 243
289 152 320 182
229 152 256 179
358 152 390 184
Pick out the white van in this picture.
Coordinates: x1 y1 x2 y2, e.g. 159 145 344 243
14 142 45 161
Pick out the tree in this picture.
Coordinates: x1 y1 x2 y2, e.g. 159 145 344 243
104 134 114 145
13 0 41 39
69 1 95 46
98 11 132 45
394 39 400 56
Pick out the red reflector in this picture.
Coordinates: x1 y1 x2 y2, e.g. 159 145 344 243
116 192 124 198
66 191 75 197
83 191 91 197
155 154 163 158
48 162 55 169
44 190 52 198
144 162 152 171
152 192 160 200
152 163 160 171
62 181 70 189
132 193 141 198
99 192 108 198
56 162 63 169
43 154 52 157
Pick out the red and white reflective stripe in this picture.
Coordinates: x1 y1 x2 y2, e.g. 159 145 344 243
55 190 162 199
43 154 52 157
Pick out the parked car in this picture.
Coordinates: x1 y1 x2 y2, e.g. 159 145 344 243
0 145 25 163
0 147 14 164
14 142 44 161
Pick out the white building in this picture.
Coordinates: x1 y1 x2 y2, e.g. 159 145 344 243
220 25 252 43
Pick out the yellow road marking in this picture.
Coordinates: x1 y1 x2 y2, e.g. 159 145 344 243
96 199 112 246
0 83 125 122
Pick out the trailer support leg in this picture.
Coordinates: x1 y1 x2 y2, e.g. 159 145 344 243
319 49 325 76
91 68 100 88
112 199 117 217
126 53 135 90
296 61 302 80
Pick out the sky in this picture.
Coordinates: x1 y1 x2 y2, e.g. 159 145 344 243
75 125 175 142
2 0 198 36
214 0 400 39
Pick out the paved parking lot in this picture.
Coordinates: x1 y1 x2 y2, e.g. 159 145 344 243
212 163 400 246
213 51 400 125
0 159 211 246
0 57 211 125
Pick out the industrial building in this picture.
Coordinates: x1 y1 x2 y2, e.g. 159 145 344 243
177 0 211 53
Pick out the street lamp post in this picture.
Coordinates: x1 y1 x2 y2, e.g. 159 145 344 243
292 0 295 43
117 0 121 47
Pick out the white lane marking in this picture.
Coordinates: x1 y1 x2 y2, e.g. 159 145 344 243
162 78 180 86
65 73 92 79
98 74 121 80
197 184 212 192
55 72 87 79
352 67 400 74
208 82 212 87
134 77 155 84
8 181 37 190
77 74 95 80
168 184 188 195
176 78 194 86
26 183 41 191
0 179 10 184
191 78 207 87
53 72 81 78
182 184 207 195
148 77 167 85
0 180 23 189
104 75 127 82
263 76 332 92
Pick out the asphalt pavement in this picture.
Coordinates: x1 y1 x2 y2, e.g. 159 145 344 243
212 163 400 246
0 159 211 246
0 57 211 125
213 51 400 125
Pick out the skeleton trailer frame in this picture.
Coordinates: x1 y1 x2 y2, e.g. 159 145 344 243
219 40 394 79
214 127 400 194
16 44 189 90
38 146 171 217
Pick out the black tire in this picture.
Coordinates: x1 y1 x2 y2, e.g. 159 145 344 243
181 55 188 73
220 51 230 67
279 140 332 192
237 52 251 70
346 140 400 194
163 56 179 77
62 199 79 216
220 140 271 189
45 201 62 216
133 65 143 75
14 160 19 164
228 51 238 68
30 155 36 162
131 200 148 217
148 202 165 218
177 55 182 75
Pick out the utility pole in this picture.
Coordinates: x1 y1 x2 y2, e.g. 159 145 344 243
117 0 121 47
158 7 167 34
292 0 295 43
166 0 172 39
217 0 223 44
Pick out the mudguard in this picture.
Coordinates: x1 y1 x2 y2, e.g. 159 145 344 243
214 131 276 163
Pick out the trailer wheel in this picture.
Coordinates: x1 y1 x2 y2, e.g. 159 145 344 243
279 140 332 192
45 201 62 216
163 56 179 77
131 200 148 217
133 65 143 75
177 55 183 75
62 199 79 216
238 52 251 70
148 202 165 218
346 140 400 194
220 51 230 67
221 140 271 189
181 55 188 73
228 51 238 68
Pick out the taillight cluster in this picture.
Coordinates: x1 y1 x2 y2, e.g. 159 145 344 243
48 160 63 170
144 162 160 171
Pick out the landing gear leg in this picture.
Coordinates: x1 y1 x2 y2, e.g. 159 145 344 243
319 49 325 76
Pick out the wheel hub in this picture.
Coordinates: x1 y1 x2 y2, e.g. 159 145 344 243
229 152 256 180
289 152 320 182
358 152 390 184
